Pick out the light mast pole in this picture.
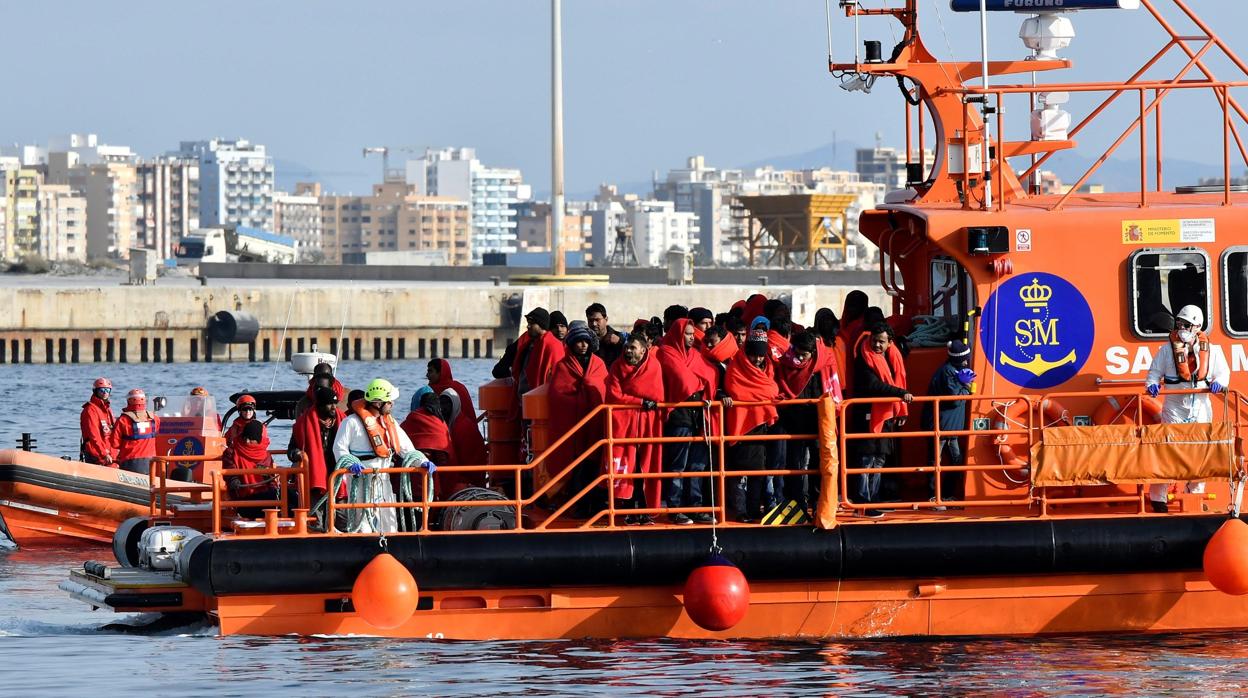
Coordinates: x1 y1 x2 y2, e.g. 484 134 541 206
551 0 567 276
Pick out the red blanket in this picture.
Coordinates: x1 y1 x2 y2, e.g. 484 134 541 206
431 359 487 467
512 330 566 394
724 352 779 437
544 353 609 495
400 409 454 457
777 343 842 401
855 331 909 432
226 435 275 487
605 350 665 508
291 406 343 493
656 318 706 403
767 329 790 363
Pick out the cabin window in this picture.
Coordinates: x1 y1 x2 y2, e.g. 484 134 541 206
1128 247 1210 338
1221 247 1248 337
930 256 971 324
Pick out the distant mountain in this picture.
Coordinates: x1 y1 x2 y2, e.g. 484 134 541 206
1041 151 1235 192
740 140 861 172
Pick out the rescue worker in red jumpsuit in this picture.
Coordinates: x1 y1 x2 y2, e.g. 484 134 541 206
111 389 160 475
80 377 117 466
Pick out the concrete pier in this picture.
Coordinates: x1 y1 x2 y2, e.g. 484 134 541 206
0 273 888 364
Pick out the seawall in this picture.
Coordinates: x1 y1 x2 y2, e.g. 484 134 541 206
0 277 889 364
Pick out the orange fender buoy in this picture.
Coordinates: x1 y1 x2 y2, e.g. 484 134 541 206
1203 518 1248 595
683 554 750 631
352 552 420 629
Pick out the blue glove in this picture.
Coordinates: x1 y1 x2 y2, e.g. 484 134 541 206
336 454 364 475
956 368 976 385
1211 381 1225 394
348 462 365 476
1146 383 1160 398
422 460 437 475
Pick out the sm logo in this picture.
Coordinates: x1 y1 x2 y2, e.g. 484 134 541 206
981 272 1094 389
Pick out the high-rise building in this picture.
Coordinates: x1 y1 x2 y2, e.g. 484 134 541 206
1 169 87 263
46 136 140 261
179 139 274 230
319 182 471 265
629 200 699 268
136 157 200 259
853 138 933 190
274 182 324 260
514 200 592 261
407 147 531 261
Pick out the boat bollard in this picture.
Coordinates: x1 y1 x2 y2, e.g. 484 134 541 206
263 509 279 536
292 509 309 535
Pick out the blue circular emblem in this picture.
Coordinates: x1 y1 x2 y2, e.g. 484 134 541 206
980 272 1094 389
173 437 205 456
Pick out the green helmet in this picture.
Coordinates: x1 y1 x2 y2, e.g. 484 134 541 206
364 378 399 403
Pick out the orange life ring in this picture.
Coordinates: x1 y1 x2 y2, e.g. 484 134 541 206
1092 395 1162 426
992 398 1071 466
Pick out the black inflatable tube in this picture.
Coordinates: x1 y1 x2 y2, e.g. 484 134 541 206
185 516 1230 597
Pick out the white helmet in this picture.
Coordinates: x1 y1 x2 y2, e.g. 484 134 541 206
1176 305 1204 328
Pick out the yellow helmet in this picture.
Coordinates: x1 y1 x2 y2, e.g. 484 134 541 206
364 378 399 403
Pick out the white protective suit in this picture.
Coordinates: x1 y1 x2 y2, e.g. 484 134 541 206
1144 338 1230 502
331 411 428 533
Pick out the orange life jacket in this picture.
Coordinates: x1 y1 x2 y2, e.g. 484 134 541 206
349 399 402 459
1169 330 1210 384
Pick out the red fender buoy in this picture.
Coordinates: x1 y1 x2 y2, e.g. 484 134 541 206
1204 518 1248 595
683 554 750 631
352 552 420 629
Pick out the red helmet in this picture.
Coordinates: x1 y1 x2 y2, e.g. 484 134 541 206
190 386 208 397
237 394 257 407
126 389 147 410
93 377 112 390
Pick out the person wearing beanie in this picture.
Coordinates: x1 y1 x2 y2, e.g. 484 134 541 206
288 383 346 504
545 319 610 511
549 310 570 341
920 339 975 509
511 306 566 400
662 304 689 332
724 327 782 521
689 307 714 332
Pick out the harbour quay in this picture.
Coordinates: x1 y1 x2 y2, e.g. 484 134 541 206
0 267 882 364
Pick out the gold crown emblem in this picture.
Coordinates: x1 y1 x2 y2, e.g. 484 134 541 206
1019 278 1052 309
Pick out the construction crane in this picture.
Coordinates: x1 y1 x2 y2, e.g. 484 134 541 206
363 145 425 184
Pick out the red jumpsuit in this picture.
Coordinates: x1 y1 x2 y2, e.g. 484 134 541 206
80 396 116 465
111 410 160 474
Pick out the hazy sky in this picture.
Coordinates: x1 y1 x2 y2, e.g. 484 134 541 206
5 1 1246 195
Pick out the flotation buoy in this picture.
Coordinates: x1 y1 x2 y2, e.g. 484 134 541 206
352 552 420 629
1203 518 1248 595
683 554 750 631
992 398 1071 466
1092 395 1162 426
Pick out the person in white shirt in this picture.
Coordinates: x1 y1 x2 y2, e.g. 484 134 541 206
1144 305 1229 512
332 378 434 532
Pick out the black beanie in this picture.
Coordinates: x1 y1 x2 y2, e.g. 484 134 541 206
689 307 713 324
242 419 265 442
549 310 568 328
525 307 551 330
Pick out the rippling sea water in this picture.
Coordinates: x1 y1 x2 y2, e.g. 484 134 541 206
4 361 1248 694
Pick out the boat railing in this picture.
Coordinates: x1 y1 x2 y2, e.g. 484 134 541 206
837 394 1035 514
149 450 310 532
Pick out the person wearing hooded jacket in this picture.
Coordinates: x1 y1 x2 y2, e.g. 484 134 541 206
428 358 488 469
546 320 609 508
1145 304 1230 511
655 318 715 525
920 340 976 506
81 378 117 466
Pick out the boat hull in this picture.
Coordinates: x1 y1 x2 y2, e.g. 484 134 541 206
0 449 151 546
211 570 1248 639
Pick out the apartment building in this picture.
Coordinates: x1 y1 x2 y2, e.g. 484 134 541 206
136 157 199 259
179 139 274 230
320 182 471 265
274 182 324 259
407 147 531 261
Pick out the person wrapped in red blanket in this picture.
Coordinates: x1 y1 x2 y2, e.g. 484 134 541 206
849 322 914 518
724 327 781 521
401 386 458 495
605 331 665 525
288 385 345 503
777 330 843 513
545 320 609 514
224 419 287 518
427 358 488 470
